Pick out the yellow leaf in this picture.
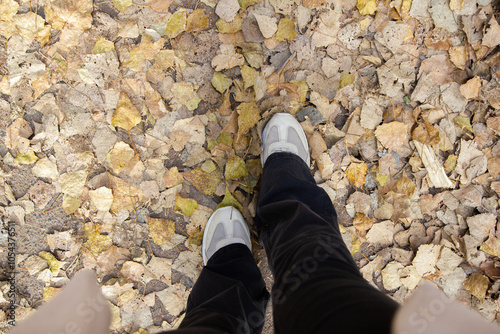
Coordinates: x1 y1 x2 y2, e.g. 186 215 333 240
225 154 248 180
236 102 261 140
92 37 115 54
148 217 175 245
351 237 361 255
166 10 187 39
357 0 377 15
211 72 233 93
375 173 389 186
443 155 457 173
39 251 64 275
339 73 355 89
62 194 81 214
155 50 176 70
113 0 132 12
186 8 209 32
449 0 464 11
238 0 262 9
276 17 297 42
171 81 201 111
175 194 198 217
345 162 367 188
83 223 112 257
112 92 142 131
188 230 204 246
241 65 258 90
216 14 243 33
124 46 146 72
217 188 243 213
183 167 221 196
14 151 38 164
454 115 473 133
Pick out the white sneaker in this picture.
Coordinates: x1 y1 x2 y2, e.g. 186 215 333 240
261 113 310 166
202 206 252 265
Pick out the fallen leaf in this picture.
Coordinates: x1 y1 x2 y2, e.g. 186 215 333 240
60 170 88 198
92 37 115 54
62 195 81 215
448 46 467 70
148 217 176 245
171 81 201 111
215 14 243 33
163 167 184 188
166 10 187 39
186 9 209 33
215 0 240 22
89 187 114 212
459 76 481 100
482 16 500 48
217 188 243 213
39 251 64 276
254 14 278 39
357 0 377 15
236 102 260 140
276 17 297 42
339 73 355 89
83 223 113 257
225 153 249 180
374 122 409 152
182 167 221 195
353 213 376 234
345 162 367 188
241 65 258 90
113 0 132 11
174 194 198 217
463 273 489 302
212 44 245 71
211 72 233 93
112 93 142 131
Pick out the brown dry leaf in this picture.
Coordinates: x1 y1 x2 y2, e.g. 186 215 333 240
345 162 367 188
182 167 221 196
459 77 481 100
448 46 467 70
148 217 176 245
308 131 327 160
163 167 184 188
112 93 142 131
463 273 489 302
411 120 440 147
482 16 500 48
97 246 131 274
212 44 245 71
108 174 146 212
395 174 415 197
481 235 500 258
353 213 376 234
374 122 409 152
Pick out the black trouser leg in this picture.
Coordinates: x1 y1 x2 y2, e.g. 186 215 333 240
171 244 269 334
256 153 399 334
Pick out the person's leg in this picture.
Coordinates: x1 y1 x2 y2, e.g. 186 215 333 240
257 114 399 334
174 208 270 334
